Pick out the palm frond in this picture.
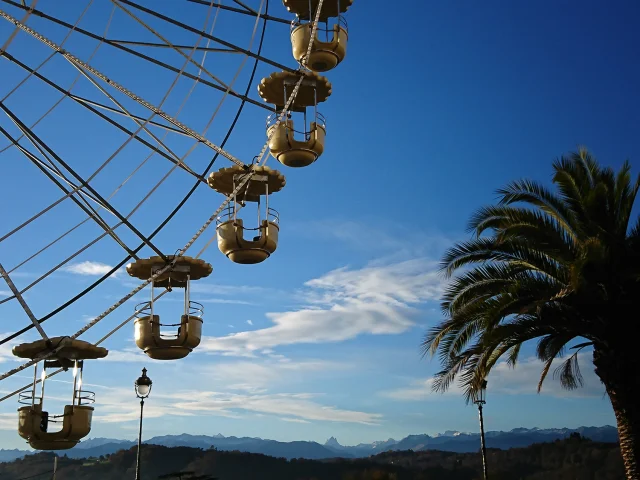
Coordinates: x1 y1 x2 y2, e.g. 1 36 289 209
553 351 584 390
496 179 580 238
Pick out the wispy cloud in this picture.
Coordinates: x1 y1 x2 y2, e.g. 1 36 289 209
0 413 17 431
381 353 605 401
199 259 443 356
172 392 381 425
99 349 147 363
64 261 116 276
247 320 253 325
280 417 311 424
290 218 453 260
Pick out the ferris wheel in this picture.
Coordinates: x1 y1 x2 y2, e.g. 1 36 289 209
0 0 354 451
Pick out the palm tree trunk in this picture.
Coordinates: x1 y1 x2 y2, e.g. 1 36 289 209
594 348 640 480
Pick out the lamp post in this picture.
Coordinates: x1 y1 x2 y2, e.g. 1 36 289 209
134 368 152 480
472 379 489 480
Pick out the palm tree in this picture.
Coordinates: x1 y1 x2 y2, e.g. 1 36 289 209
422 149 640 479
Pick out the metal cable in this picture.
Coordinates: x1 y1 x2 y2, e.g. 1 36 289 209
0 0 270 346
0 0 310 383
0 0 100 154
0 7 246 167
0 1 261 299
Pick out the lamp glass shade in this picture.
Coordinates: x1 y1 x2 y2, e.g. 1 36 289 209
136 384 151 398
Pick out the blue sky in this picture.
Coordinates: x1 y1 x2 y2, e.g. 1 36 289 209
0 0 638 450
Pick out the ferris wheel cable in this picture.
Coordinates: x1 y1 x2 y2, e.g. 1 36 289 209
0 8 247 169
0 111 120 217
0 0 93 103
0 0 236 284
0 128 260 383
0 124 139 265
71 95 192 137
186 0 290 25
109 40 239 53
0 52 208 187
0 106 166 262
66 60 205 183
111 0 232 91
0 263 49 341
231 0 258 14
4 1 227 276
0 2 220 257
2 77 218 299
1 0 274 113
0 4 221 290
0 0 216 248
0 1 112 155
0 0 37 53
115 0 295 74
0 0 269 345
1 130 120 227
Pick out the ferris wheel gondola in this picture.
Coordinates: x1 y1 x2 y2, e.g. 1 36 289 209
126 256 213 360
286 0 354 71
208 165 286 264
259 70 332 168
12 338 108 450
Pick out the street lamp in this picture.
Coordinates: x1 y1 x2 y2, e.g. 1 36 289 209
472 379 489 480
134 368 152 480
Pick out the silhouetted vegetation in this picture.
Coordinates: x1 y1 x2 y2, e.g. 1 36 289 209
0 435 624 479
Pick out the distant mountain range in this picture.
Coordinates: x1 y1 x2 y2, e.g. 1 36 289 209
0 425 618 463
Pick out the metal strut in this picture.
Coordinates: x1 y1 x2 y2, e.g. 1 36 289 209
1 0 275 111
0 7 247 167
0 52 208 183
0 263 49 341
0 103 166 260
0 0 272 346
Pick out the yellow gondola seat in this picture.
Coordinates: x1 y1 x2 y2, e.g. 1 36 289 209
18 403 93 450
268 119 325 168
134 314 203 361
217 218 279 264
291 22 348 71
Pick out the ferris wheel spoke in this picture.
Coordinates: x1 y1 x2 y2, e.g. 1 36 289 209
65 58 205 183
108 40 240 54
0 52 208 185
111 0 232 91
3 0 273 112
0 0 271 347
0 7 248 168
0 263 50 341
0 103 166 261
0 123 139 262
231 0 259 15
119 0 295 73
0 1 113 155
186 0 290 24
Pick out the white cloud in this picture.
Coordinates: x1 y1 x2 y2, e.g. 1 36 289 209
247 320 253 325
290 219 453 260
0 413 17 431
200 298 255 305
64 261 116 276
0 290 11 297
381 353 605 401
201 358 342 392
280 417 311 424
99 349 147 362
172 392 381 425
199 259 443 356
